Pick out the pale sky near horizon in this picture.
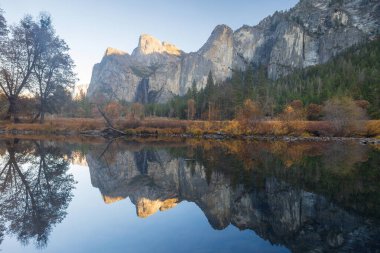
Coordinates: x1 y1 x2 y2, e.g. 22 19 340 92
0 0 298 85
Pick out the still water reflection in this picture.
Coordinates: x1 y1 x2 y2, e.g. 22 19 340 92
0 138 379 252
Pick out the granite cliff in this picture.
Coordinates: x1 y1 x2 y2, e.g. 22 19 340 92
88 0 380 103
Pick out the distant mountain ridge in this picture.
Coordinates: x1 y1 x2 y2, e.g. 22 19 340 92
87 0 380 103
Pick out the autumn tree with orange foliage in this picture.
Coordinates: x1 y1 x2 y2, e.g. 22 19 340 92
104 101 122 119
236 99 262 131
281 100 306 121
355 100 370 110
306 103 322 121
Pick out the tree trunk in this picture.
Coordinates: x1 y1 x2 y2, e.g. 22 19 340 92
4 96 20 123
37 99 46 124
40 111 45 124
31 112 40 123
39 100 45 124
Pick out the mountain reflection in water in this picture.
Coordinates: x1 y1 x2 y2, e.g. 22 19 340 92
0 138 379 252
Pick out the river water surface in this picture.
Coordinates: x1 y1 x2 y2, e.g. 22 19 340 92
0 137 379 252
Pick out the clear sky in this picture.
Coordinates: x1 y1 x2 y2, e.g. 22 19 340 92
0 0 298 85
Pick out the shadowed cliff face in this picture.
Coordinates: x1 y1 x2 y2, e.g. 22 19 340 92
134 78 150 104
86 140 380 253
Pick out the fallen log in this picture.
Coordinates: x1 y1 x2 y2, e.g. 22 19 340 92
96 105 128 137
101 127 127 137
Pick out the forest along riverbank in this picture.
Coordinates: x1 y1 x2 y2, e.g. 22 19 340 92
0 118 379 144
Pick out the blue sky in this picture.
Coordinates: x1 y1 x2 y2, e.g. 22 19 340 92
0 0 298 84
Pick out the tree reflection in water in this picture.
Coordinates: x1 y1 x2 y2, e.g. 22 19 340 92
0 139 75 248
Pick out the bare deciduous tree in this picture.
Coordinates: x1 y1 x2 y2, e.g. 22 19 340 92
236 99 262 131
323 97 368 136
0 15 45 122
32 14 76 123
187 99 195 120
0 8 7 39
130 103 145 120
104 101 122 119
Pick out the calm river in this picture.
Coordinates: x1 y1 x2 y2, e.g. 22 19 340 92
0 137 379 252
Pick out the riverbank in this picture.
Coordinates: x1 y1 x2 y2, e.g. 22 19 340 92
0 117 379 144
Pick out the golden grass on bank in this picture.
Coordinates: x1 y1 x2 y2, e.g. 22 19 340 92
0 118 106 133
366 120 380 138
0 117 379 138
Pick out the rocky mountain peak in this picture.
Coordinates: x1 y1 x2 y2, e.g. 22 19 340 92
104 47 128 57
199 24 233 55
213 24 233 35
197 24 234 83
135 34 182 56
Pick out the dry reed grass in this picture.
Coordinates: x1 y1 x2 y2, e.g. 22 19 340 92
0 117 379 138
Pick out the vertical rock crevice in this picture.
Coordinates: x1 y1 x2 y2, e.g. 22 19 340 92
134 78 150 104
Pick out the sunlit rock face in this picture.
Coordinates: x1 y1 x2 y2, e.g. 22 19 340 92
102 195 125 204
72 83 89 99
135 34 181 56
135 198 178 218
104 47 128 57
88 0 379 103
70 151 88 166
